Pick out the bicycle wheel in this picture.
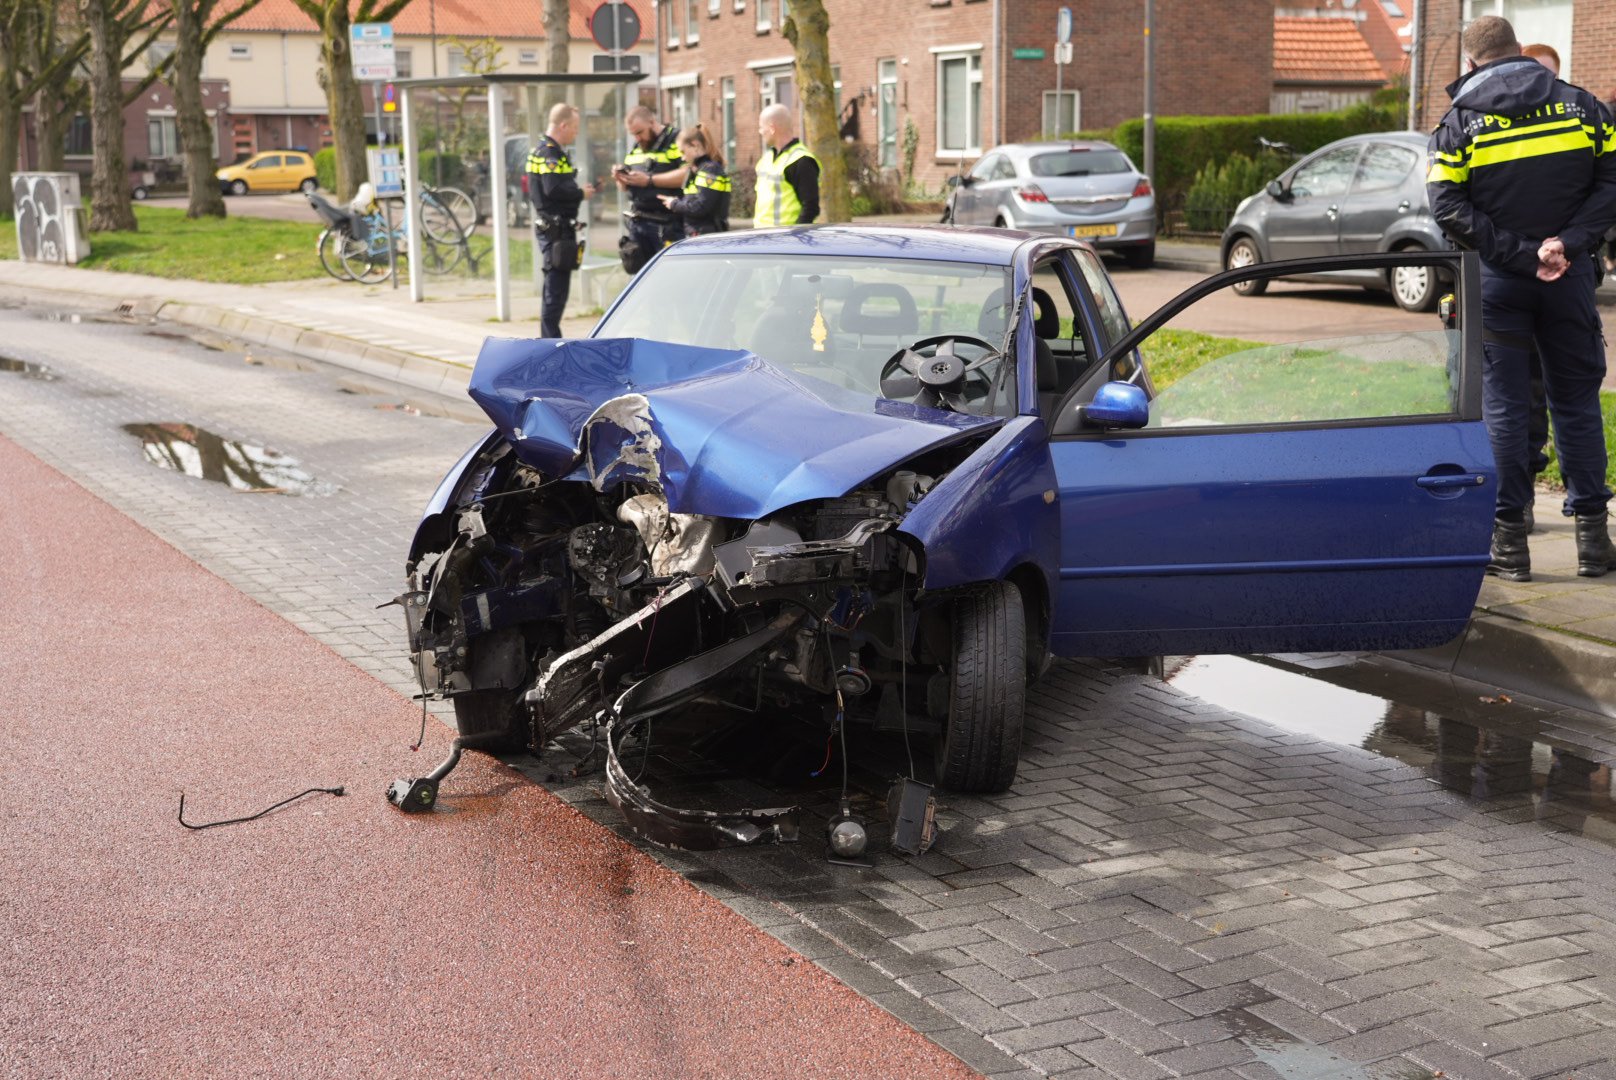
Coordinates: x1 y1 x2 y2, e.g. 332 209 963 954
434 187 478 238
317 228 354 281
341 235 391 284
421 233 465 276
420 189 470 245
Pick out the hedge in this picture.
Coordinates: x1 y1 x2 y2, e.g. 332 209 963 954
1096 101 1404 214
314 148 336 194
1182 150 1292 233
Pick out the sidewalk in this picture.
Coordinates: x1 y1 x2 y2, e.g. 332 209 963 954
2 257 1612 717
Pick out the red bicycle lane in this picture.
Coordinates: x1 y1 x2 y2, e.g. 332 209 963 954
0 434 975 1080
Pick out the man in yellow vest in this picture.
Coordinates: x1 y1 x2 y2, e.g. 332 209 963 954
753 104 820 228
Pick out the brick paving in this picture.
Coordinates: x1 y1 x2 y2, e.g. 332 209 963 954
5 302 1616 1079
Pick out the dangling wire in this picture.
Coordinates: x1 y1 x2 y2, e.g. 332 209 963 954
898 565 916 779
411 532 462 751
178 786 344 831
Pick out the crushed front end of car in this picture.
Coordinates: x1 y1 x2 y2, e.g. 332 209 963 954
389 337 1005 849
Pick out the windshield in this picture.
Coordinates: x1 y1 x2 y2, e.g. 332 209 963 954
595 253 1015 412
1029 149 1133 177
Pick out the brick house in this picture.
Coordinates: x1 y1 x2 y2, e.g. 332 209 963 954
1413 1 1614 130
1271 15 1391 114
653 0 1273 188
18 77 233 188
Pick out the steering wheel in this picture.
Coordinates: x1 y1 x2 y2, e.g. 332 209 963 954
879 334 1004 412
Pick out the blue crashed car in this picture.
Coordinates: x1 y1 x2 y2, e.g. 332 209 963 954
394 226 1494 847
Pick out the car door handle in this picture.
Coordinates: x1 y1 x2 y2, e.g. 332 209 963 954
1416 473 1487 490
1325 205 1339 219
1398 200 1411 212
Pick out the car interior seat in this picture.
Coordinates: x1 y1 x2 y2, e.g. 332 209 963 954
1030 287 1065 417
748 278 837 374
839 283 919 363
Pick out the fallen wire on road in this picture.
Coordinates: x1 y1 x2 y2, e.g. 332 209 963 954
177 786 346 831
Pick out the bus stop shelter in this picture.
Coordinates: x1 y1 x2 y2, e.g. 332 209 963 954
396 72 646 322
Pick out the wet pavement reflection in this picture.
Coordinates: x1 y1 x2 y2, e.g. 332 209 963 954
1 356 58 380
121 422 338 496
1166 654 1616 841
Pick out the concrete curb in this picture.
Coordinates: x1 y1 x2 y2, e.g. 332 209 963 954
1393 611 1616 720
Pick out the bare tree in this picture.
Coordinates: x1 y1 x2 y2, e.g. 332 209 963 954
0 0 88 217
166 0 263 219
77 0 174 232
542 0 567 78
290 0 411 202
782 0 849 222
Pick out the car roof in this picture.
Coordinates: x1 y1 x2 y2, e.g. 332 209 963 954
667 224 1034 265
1312 131 1428 151
991 141 1124 158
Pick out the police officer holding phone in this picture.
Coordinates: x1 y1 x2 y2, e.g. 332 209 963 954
527 102 603 338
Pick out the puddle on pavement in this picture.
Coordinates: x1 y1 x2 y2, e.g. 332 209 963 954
1166 655 1616 841
0 356 58 380
121 423 338 496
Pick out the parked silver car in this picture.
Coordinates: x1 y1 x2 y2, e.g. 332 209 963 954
1220 132 1449 311
945 141 1157 268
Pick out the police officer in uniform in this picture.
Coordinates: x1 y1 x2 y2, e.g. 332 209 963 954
753 103 820 228
527 102 602 339
660 124 732 237
613 106 686 271
1427 15 1616 580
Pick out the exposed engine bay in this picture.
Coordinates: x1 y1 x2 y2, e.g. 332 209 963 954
393 412 988 849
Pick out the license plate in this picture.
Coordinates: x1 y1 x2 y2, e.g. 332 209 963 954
1067 223 1118 238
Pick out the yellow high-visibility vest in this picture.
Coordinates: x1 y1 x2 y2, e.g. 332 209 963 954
753 141 818 227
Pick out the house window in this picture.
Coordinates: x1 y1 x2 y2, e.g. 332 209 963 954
734 0 744 11
709 0 720 15
758 66 794 113
1463 0 1572 79
936 50 982 156
446 46 467 75
666 0 681 47
686 0 700 42
755 0 769 32
721 77 737 165
147 116 179 159
66 115 93 157
779 0 790 26
394 48 413 77
878 59 898 168
148 42 175 71
228 43 251 60
518 48 538 65
1042 90 1079 138
667 85 698 133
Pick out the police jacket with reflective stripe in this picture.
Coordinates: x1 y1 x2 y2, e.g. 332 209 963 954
623 125 684 213
667 156 732 235
1427 56 1616 277
526 135 583 220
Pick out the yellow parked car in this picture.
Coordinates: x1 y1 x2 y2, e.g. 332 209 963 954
217 151 319 196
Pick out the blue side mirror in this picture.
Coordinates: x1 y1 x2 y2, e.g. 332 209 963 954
1085 381 1150 429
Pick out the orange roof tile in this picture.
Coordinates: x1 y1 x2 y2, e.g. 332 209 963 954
1274 16 1390 85
228 0 652 45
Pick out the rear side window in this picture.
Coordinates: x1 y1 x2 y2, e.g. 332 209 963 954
285 154 307 167
1029 150 1132 177
1352 144 1420 194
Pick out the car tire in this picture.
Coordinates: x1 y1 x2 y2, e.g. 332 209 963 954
1123 241 1156 270
229 179 248 196
1390 249 1438 312
131 186 148 201
300 178 318 194
994 214 1011 230
933 580 1026 793
1226 236 1268 296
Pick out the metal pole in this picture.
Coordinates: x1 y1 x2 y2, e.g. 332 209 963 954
385 196 398 289
1407 0 1422 131
1054 51 1062 138
402 87 425 302
374 80 384 147
489 85 511 322
1142 0 1154 186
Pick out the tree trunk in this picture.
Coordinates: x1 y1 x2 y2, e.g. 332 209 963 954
318 4 366 202
783 0 849 223
172 2 224 218
541 0 568 108
82 0 135 232
35 98 74 172
0 99 21 219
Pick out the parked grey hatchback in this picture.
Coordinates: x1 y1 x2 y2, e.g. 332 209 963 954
1220 132 1449 311
945 141 1157 268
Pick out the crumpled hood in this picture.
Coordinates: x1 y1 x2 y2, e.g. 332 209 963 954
468 337 999 519
1447 55 1556 114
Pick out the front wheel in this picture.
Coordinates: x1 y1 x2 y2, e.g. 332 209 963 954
299 177 318 194
1123 241 1156 270
316 228 354 281
933 581 1026 793
229 179 248 196
1390 253 1438 312
1226 236 1267 296
341 236 391 284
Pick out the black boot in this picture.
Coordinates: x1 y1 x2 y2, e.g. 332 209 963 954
1487 517 1531 582
1523 503 1535 534
1575 511 1616 577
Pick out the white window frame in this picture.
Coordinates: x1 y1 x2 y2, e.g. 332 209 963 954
147 114 179 159
721 76 737 165
709 0 721 15
446 46 467 75
394 47 413 78
933 46 983 158
778 0 790 26
878 58 898 169
518 48 539 65
228 42 251 60
734 0 744 11
664 0 680 48
686 0 700 43
1042 90 1079 138
755 0 770 32
1462 0 1573 81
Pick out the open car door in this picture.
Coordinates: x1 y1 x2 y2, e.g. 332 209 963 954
1047 250 1492 657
